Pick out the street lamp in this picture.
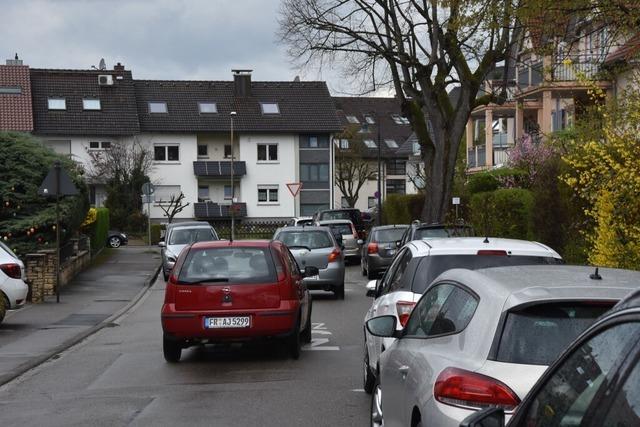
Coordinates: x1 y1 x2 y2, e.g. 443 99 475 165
230 111 236 241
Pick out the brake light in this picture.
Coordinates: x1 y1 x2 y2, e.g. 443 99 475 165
434 367 520 411
0 263 21 279
367 243 379 254
396 301 416 327
328 249 341 263
477 250 508 256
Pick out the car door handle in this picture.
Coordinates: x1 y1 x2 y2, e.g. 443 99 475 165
398 365 409 379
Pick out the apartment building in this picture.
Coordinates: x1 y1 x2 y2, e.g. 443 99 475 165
2 57 341 222
332 97 418 212
466 26 640 173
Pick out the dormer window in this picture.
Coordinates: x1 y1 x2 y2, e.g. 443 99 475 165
346 115 360 124
148 101 168 113
83 99 101 111
261 102 279 114
48 98 66 110
198 102 217 113
385 139 399 148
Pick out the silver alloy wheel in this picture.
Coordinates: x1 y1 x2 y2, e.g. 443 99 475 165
371 382 383 427
108 236 121 248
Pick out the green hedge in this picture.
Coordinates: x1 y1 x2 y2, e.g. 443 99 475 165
90 207 110 253
467 168 529 195
382 194 424 225
470 188 534 240
150 223 164 245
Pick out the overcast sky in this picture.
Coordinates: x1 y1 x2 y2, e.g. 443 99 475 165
1 0 367 95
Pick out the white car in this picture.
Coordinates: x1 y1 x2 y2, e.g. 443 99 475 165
0 242 29 323
362 237 563 394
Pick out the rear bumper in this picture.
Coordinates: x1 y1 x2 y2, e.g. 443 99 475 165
303 262 345 289
367 254 393 273
2 277 28 309
161 300 300 341
343 246 360 258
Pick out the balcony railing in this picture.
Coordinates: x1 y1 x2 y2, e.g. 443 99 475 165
193 161 246 177
552 55 604 81
194 202 247 219
467 145 487 168
492 133 512 148
493 148 510 166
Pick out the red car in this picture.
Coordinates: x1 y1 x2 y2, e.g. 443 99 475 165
161 240 315 362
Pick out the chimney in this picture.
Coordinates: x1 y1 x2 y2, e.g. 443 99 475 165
114 62 125 71
6 53 23 66
232 69 252 97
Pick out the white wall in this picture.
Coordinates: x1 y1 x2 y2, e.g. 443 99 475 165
239 134 297 218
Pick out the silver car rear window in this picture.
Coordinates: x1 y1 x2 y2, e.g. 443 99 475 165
169 228 216 245
495 302 613 365
276 230 333 249
178 247 276 284
374 228 406 243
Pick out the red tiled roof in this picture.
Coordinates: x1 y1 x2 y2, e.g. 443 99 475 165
606 33 640 64
0 65 34 131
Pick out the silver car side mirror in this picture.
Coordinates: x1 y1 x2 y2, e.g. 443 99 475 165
365 280 377 297
365 315 397 337
158 241 166 248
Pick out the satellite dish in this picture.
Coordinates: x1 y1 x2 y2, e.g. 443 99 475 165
99 58 106 70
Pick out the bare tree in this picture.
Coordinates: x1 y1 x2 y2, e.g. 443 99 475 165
335 140 376 208
278 0 638 222
158 192 190 224
407 163 426 192
86 138 154 229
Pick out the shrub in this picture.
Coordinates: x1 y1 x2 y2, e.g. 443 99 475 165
382 194 424 224
470 189 534 240
150 223 164 245
466 168 528 195
89 207 110 253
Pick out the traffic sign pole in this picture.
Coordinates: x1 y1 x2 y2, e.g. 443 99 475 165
286 183 303 218
141 183 155 246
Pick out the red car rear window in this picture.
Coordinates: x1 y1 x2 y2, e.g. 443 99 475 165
178 247 277 285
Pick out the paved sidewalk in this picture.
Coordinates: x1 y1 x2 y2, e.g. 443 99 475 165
0 246 160 385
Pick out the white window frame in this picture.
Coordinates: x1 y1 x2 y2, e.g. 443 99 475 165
197 144 208 158
148 101 168 114
309 136 319 148
257 143 278 163
260 102 280 114
89 141 111 150
154 144 180 162
48 98 66 110
154 185 181 204
198 102 218 113
257 185 279 204
339 139 350 149
82 98 101 111
198 185 210 202
224 184 233 200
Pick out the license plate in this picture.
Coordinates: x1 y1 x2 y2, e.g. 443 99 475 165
388 249 396 255
204 316 250 329
306 275 320 280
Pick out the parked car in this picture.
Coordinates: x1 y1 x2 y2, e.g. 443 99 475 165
397 221 474 248
161 240 315 362
287 217 314 227
314 208 367 239
159 221 219 281
366 265 640 427
273 226 346 299
106 230 128 248
361 225 409 279
362 237 563 395
316 219 363 263
461 285 640 427
0 241 28 324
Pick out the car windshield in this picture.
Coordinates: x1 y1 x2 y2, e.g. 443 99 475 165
415 227 450 239
321 211 352 221
297 219 314 226
276 230 333 249
326 224 352 236
178 247 276 284
169 228 216 245
412 255 563 294
495 302 614 365
374 228 407 243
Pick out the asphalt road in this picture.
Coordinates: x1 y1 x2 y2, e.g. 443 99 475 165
0 264 374 427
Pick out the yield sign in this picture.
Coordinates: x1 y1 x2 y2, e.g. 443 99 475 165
286 182 303 197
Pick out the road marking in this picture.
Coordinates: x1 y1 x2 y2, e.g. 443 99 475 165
351 389 365 392
303 323 340 351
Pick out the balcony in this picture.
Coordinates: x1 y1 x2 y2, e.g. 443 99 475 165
467 145 486 169
194 202 247 219
552 55 604 81
193 161 246 178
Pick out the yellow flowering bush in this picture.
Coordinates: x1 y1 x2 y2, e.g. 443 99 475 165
562 83 640 269
81 207 97 227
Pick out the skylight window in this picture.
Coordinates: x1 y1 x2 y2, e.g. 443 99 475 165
48 98 66 110
148 102 168 113
346 115 360 124
363 139 377 148
198 102 217 113
391 114 410 125
365 115 375 124
0 86 21 94
261 102 280 114
385 139 399 148
83 99 101 111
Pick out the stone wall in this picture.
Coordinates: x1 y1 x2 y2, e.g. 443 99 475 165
24 238 91 303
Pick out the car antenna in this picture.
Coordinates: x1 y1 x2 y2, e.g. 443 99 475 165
483 236 490 243
590 267 602 280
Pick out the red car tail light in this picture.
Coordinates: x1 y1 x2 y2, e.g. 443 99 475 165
476 250 508 256
396 301 416 327
0 263 21 279
328 249 341 263
367 243 379 254
434 367 520 411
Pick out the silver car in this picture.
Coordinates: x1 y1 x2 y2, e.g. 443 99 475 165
159 222 218 281
273 226 346 299
366 265 640 427
316 219 363 262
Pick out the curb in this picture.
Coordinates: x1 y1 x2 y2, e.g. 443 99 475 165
0 263 162 387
